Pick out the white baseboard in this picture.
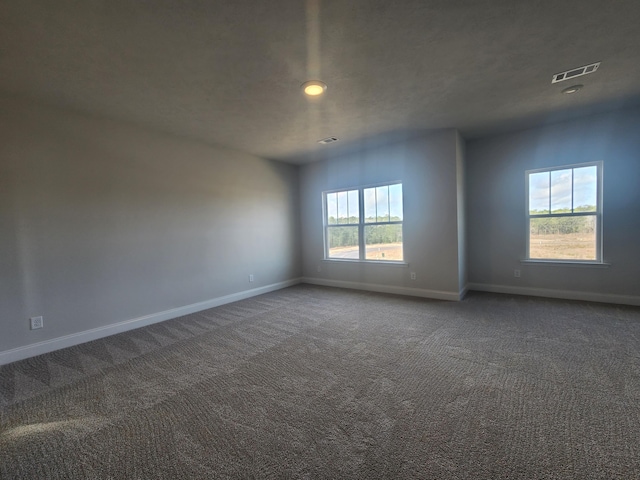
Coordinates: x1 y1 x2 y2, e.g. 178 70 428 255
468 283 640 306
301 277 464 301
0 278 303 366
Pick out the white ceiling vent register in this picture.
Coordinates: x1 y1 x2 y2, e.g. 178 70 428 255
552 62 600 83
318 137 339 144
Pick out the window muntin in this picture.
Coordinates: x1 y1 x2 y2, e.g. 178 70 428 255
324 183 403 262
526 162 602 262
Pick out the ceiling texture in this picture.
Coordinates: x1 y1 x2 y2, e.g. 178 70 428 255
2 0 640 164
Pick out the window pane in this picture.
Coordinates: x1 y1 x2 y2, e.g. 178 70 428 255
529 172 549 214
337 191 348 224
551 169 572 213
326 192 337 225
389 184 403 220
327 226 359 259
364 187 376 223
348 189 359 223
573 166 597 212
529 215 596 260
376 186 390 222
365 224 403 261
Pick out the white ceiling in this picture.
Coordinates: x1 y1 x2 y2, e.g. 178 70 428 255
2 0 640 164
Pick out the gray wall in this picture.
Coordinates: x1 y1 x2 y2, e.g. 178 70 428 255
467 106 640 299
5 94 636 362
456 131 467 292
299 129 466 299
0 96 301 355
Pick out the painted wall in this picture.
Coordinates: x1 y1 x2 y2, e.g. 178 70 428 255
456 131 467 293
466 106 640 303
0 96 301 358
299 129 466 300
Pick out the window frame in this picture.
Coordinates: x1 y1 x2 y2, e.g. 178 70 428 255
525 161 603 263
323 182 405 264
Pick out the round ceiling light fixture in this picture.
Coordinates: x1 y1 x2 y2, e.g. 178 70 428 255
562 84 583 94
302 80 327 96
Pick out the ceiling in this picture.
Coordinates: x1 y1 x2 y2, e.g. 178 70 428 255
2 0 640 164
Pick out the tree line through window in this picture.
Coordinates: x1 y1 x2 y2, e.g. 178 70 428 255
324 183 403 261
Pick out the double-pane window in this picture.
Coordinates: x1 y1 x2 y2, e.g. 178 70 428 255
324 183 403 262
526 162 602 261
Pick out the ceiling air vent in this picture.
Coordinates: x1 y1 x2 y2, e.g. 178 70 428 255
318 136 339 145
552 62 600 83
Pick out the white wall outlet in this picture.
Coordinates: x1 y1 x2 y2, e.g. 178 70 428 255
410 272 416 280
317 265 322 272
30 316 43 330
514 269 521 278
249 274 254 282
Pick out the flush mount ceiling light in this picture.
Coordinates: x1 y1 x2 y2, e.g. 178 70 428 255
302 80 327 96
562 84 583 94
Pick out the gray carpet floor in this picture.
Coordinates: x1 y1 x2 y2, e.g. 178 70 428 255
1 285 639 479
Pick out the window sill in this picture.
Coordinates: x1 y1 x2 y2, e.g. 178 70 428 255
520 259 611 268
323 259 409 267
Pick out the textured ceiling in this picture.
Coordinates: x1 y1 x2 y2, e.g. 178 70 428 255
2 0 640 164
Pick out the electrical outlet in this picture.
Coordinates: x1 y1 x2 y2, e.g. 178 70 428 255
514 269 521 278
410 272 416 280
30 316 43 330
317 265 322 272
249 274 254 282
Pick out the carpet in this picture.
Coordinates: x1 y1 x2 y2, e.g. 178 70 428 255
1 285 639 479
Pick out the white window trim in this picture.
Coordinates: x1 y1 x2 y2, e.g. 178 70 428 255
525 161 604 264
322 258 409 267
520 259 610 268
323 182 405 264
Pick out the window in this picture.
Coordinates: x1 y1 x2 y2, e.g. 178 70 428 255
324 183 403 262
526 162 602 261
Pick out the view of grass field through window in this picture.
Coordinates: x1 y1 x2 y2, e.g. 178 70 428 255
326 184 403 261
528 165 599 260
